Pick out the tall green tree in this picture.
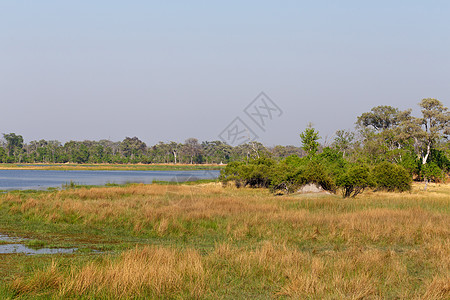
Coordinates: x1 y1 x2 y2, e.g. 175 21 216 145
182 138 202 164
3 133 23 156
0 147 6 163
356 105 403 131
202 141 232 164
356 106 415 164
150 142 172 163
3 133 24 161
299 126 320 157
120 137 147 159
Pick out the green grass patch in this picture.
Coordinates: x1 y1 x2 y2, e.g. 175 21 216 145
24 240 47 249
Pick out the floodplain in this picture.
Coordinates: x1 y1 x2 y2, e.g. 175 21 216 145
0 182 448 299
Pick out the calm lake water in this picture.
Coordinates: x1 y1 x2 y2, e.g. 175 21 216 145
0 170 220 191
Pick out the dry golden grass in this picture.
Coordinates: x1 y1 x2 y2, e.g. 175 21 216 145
2 184 282 233
11 240 449 299
62 246 206 299
12 246 206 299
2 182 450 299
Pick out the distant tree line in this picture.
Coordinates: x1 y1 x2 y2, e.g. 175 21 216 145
220 98 449 196
0 135 304 165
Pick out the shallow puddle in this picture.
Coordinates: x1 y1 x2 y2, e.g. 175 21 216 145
0 233 77 255
0 233 24 242
0 244 77 255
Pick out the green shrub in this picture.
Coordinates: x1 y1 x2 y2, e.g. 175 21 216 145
422 162 445 183
269 159 336 194
219 161 245 187
222 154 337 194
316 147 348 179
302 161 336 192
336 164 373 198
283 154 306 167
219 157 276 188
269 161 303 193
399 149 421 176
373 162 412 191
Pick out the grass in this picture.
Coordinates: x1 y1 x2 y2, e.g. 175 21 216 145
24 240 46 249
0 182 448 298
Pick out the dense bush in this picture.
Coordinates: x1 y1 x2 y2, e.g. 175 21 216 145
269 159 304 193
422 162 446 183
398 149 421 176
336 164 373 198
269 159 335 194
316 147 348 179
301 161 336 192
220 155 337 194
219 158 276 188
221 150 418 198
429 149 450 172
373 162 412 191
218 161 243 186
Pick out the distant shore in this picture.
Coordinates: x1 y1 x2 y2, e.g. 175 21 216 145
0 163 225 171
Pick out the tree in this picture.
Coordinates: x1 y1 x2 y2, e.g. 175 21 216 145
356 106 414 164
73 144 90 163
356 105 402 131
46 140 62 163
300 125 320 157
333 130 354 157
3 133 24 157
270 145 303 159
63 141 89 163
202 141 232 164
416 98 449 165
231 142 270 162
99 139 120 156
150 142 172 163
120 137 147 159
0 147 6 163
423 161 446 183
92 144 105 163
167 141 181 164
183 138 201 164
168 141 180 164
336 164 373 198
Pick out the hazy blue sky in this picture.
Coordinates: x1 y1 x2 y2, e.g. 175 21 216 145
1 1 449 146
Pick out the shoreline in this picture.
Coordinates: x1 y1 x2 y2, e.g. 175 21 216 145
0 163 225 171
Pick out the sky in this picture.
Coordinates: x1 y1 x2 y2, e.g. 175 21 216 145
1 1 449 147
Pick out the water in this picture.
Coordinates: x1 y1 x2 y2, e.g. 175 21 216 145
0 233 77 255
0 244 77 255
0 233 24 243
0 169 220 191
